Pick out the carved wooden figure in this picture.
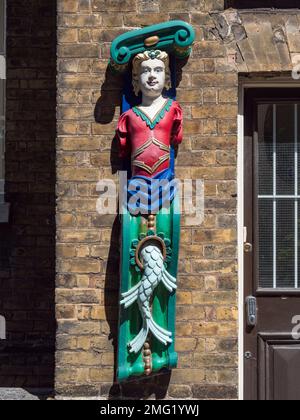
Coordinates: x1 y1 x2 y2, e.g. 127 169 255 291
110 21 195 382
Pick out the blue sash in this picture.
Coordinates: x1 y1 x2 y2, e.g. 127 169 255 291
126 147 176 215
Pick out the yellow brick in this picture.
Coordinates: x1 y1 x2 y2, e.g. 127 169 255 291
77 306 91 321
59 259 102 274
61 0 78 13
77 337 91 351
178 353 193 368
56 305 76 320
177 89 203 103
79 29 91 43
192 105 237 119
176 322 193 337
205 338 217 352
76 368 90 383
218 322 238 337
59 137 101 151
191 167 236 180
219 88 238 104
216 307 238 321
58 28 78 43
193 322 220 336
58 230 101 243
177 291 193 305
58 89 77 104
184 120 203 135
177 306 205 321
57 213 76 227
57 351 100 366
55 368 77 382
193 229 237 244
101 352 114 366
218 119 237 135
76 245 90 258
90 306 106 320
193 291 237 306
57 245 76 258
76 275 90 288
176 338 197 352
57 167 99 182
203 119 217 135
89 368 114 382
205 275 218 291
171 369 205 384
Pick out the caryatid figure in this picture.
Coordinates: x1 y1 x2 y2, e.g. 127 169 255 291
117 50 183 355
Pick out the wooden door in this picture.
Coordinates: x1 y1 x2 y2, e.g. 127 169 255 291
244 88 300 400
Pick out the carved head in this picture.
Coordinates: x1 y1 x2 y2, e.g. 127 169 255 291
132 50 171 97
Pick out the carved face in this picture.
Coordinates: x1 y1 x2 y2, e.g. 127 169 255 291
138 58 166 98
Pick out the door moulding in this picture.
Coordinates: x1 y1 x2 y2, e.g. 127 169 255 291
238 76 300 401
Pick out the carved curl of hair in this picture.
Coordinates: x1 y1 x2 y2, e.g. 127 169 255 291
132 50 171 97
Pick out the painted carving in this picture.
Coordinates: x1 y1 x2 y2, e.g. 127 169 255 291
118 50 181 356
120 243 177 354
110 20 195 73
111 21 195 382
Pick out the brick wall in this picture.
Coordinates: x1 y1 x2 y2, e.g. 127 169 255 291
0 0 56 389
56 0 239 399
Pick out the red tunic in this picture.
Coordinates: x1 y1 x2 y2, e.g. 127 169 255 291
116 99 183 178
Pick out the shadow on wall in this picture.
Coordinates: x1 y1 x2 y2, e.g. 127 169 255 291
0 0 56 393
93 58 188 399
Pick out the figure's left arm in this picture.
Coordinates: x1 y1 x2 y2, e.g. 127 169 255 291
172 102 183 146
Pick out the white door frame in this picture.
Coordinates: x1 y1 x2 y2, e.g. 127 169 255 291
237 77 300 400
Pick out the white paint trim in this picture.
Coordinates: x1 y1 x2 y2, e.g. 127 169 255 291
238 78 300 400
237 81 244 401
295 105 298 289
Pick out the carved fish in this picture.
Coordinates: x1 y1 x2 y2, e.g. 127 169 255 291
120 244 177 354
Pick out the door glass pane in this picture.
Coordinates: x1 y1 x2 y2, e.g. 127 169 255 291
277 104 295 196
258 104 273 195
277 200 295 288
0 0 4 54
0 79 4 116
258 199 273 288
257 103 300 289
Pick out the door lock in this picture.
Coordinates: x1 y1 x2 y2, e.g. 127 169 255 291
246 296 257 327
